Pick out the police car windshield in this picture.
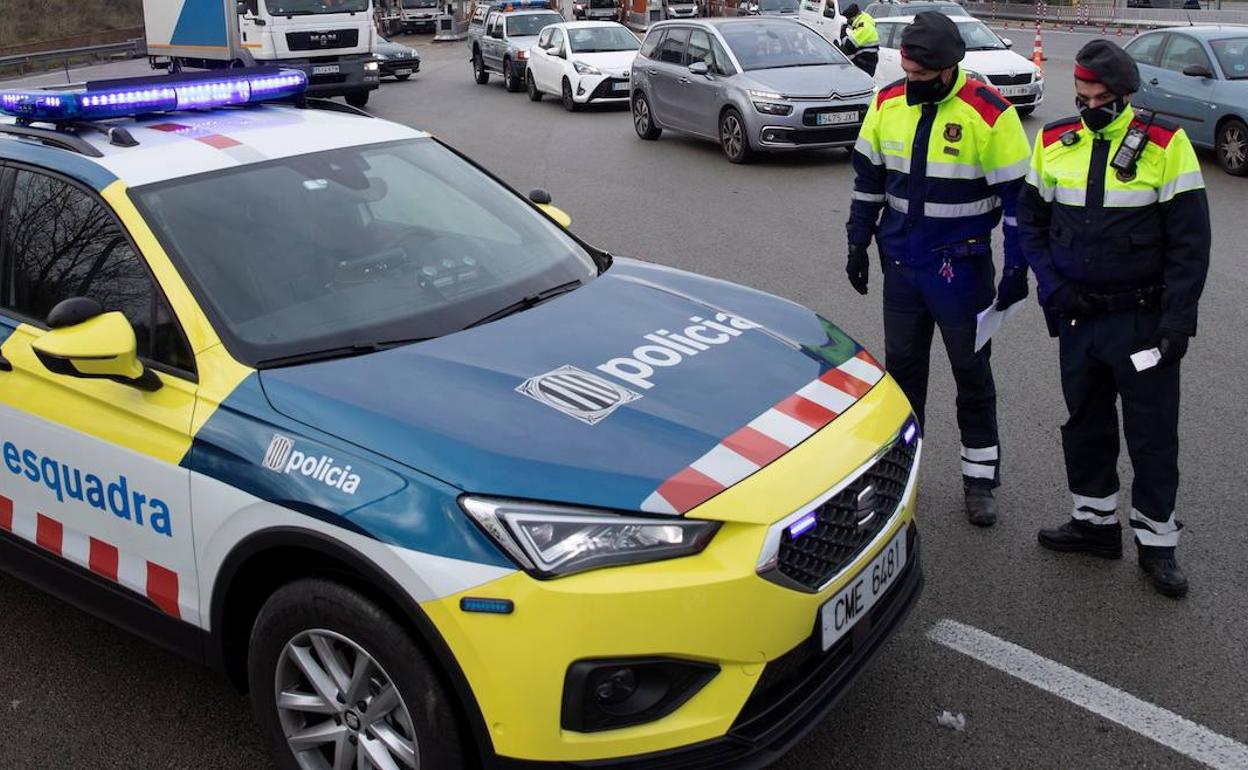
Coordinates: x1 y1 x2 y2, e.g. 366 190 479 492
959 20 1005 50
507 12 562 36
266 0 370 14
131 138 598 367
722 22 845 70
1211 37 1248 79
568 26 641 53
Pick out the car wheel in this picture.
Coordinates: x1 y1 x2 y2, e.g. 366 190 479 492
632 92 661 139
1016 106 1035 118
248 578 465 770
562 78 580 112
345 91 369 108
719 107 753 164
395 74 412 82
473 49 489 84
527 71 543 102
504 59 522 92
1217 118 1248 176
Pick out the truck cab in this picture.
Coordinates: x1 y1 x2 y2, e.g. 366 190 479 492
400 0 442 31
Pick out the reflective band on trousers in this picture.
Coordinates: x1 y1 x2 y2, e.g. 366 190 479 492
1159 169 1205 203
852 190 885 203
1072 491 1119 526
961 445 999 462
1129 508 1181 547
962 460 996 479
885 195 1001 218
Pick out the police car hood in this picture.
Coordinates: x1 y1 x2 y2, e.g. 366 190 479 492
258 259 882 518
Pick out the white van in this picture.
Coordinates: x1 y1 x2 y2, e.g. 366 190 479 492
799 0 847 46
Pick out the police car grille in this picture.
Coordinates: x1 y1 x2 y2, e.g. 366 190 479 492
776 440 916 591
987 72 1031 86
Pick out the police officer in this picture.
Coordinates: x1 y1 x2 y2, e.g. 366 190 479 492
846 12 1031 527
839 4 880 77
1018 41 1210 598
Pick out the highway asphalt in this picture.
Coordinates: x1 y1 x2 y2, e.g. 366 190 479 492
1 24 1245 770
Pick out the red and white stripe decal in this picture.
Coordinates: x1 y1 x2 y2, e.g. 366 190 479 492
0 493 195 624
147 122 267 164
641 350 885 515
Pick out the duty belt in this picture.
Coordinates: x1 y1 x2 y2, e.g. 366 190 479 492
1085 284 1164 313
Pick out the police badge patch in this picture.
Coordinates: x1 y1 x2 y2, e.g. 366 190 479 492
944 122 962 142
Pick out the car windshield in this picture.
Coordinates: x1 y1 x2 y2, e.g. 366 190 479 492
568 26 641 52
507 12 562 36
760 0 800 12
266 0 369 14
131 138 598 367
1210 37 1248 79
898 2 968 16
958 20 1005 50
402 0 439 6
721 22 845 70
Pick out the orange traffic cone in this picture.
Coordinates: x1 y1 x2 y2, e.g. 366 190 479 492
1032 27 1045 72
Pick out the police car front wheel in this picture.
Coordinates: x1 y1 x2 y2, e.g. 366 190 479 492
248 578 465 770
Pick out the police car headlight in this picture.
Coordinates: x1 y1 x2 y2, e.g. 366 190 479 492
365 60 380 71
461 497 720 578
573 60 601 75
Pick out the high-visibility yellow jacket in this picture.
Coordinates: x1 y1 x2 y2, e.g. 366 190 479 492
847 68 1031 267
1017 106 1210 334
843 11 879 54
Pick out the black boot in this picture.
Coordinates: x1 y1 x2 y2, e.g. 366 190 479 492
1138 546 1189 598
964 485 997 527
1037 519 1122 559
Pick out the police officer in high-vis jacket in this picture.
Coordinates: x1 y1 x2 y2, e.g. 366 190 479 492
846 12 1031 527
839 4 879 77
1018 41 1210 598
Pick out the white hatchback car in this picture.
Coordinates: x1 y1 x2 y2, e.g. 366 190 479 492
874 15 1043 116
526 21 641 110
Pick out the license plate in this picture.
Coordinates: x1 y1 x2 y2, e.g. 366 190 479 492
819 528 906 651
611 81 628 92
998 85 1030 97
312 64 340 75
816 111 859 126
395 68 413 76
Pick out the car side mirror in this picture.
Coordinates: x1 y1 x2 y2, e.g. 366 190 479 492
1182 63 1213 78
32 299 162 392
1002 37 1013 49
529 189 572 228
688 60 709 76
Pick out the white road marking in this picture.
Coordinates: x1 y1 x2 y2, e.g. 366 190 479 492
928 619 1248 770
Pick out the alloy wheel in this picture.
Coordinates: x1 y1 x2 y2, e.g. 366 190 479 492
1221 122 1246 174
722 113 743 160
634 97 649 133
275 629 419 770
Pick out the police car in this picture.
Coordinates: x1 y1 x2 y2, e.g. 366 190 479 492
0 68 922 768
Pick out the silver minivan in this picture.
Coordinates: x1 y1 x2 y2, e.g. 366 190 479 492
630 18 875 162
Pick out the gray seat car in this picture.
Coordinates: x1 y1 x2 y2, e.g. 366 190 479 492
630 18 875 162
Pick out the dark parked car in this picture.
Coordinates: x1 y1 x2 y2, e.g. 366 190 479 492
375 37 422 81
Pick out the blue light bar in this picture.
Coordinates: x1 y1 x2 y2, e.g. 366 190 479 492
788 512 818 539
490 0 555 9
0 69 307 123
459 597 515 615
902 416 920 445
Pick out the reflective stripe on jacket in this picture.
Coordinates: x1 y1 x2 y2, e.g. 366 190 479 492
847 67 1031 267
1017 106 1210 334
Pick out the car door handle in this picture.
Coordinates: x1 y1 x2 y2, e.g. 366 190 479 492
1150 78 1159 85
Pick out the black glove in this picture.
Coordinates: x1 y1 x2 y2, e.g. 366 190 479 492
1149 327 1190 366
1047 283 1101 317
846 243 870 295
995 267 1029 311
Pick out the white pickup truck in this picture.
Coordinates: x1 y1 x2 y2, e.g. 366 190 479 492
468 0 564 92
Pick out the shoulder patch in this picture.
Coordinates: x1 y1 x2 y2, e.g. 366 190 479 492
956 80 1010 127
876 79 906 108
1136 117 1179 149
1042 117 1083 148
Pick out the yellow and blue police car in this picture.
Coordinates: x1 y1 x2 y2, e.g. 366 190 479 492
0 68 922 768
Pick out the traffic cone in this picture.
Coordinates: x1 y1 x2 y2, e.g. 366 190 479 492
1116 24 1123 37
1032 27 1045 71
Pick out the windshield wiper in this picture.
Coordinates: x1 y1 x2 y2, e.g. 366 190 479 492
256 337 431 368
464 280 583 330
966 46 1002 51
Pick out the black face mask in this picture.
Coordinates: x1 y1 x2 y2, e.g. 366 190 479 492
1076 95 1127 132
906 74 952 105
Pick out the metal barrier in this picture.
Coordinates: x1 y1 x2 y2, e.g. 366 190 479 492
970 1 1248 29
0 38 146 78
433 13 468 41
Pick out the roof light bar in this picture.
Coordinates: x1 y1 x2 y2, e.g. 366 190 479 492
0 68 307 123
491 0 555 9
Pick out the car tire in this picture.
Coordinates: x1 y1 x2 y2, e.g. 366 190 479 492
1216 117 1248 176
473 49 489 84
562 78 580 112
345 91 369 108
396 74 412 82
632 92 661 139
504 59 522 92
1016 106 1035 118
719 107 753 164
248 578 466 770
527 71 543 102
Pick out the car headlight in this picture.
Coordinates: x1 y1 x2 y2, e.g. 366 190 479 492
365 60 380 71
752 100 792 115
461 497 720 578
748 88 783 100
573 60 602 75
517 49 529 60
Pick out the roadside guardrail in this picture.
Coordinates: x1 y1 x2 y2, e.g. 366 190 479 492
970 1 1248 29
0 38 146 78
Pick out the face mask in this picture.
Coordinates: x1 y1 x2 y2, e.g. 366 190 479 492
906 74 950 105
1076 95 1126 132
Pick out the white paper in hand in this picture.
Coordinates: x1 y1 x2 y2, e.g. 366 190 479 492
1131 347 1162 372
975 303 1022 352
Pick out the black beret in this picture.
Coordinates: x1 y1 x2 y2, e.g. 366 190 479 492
1075 39 1141 95
900 12 966 70
843 3 860 17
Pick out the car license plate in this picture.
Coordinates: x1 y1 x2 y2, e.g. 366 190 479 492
395 68 413 76
999 85 1030 97
816 111 858 126
312 64 340 75
612 81 628 92
819 528 906 651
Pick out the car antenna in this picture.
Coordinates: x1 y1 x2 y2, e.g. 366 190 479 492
1186 11 1193 25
